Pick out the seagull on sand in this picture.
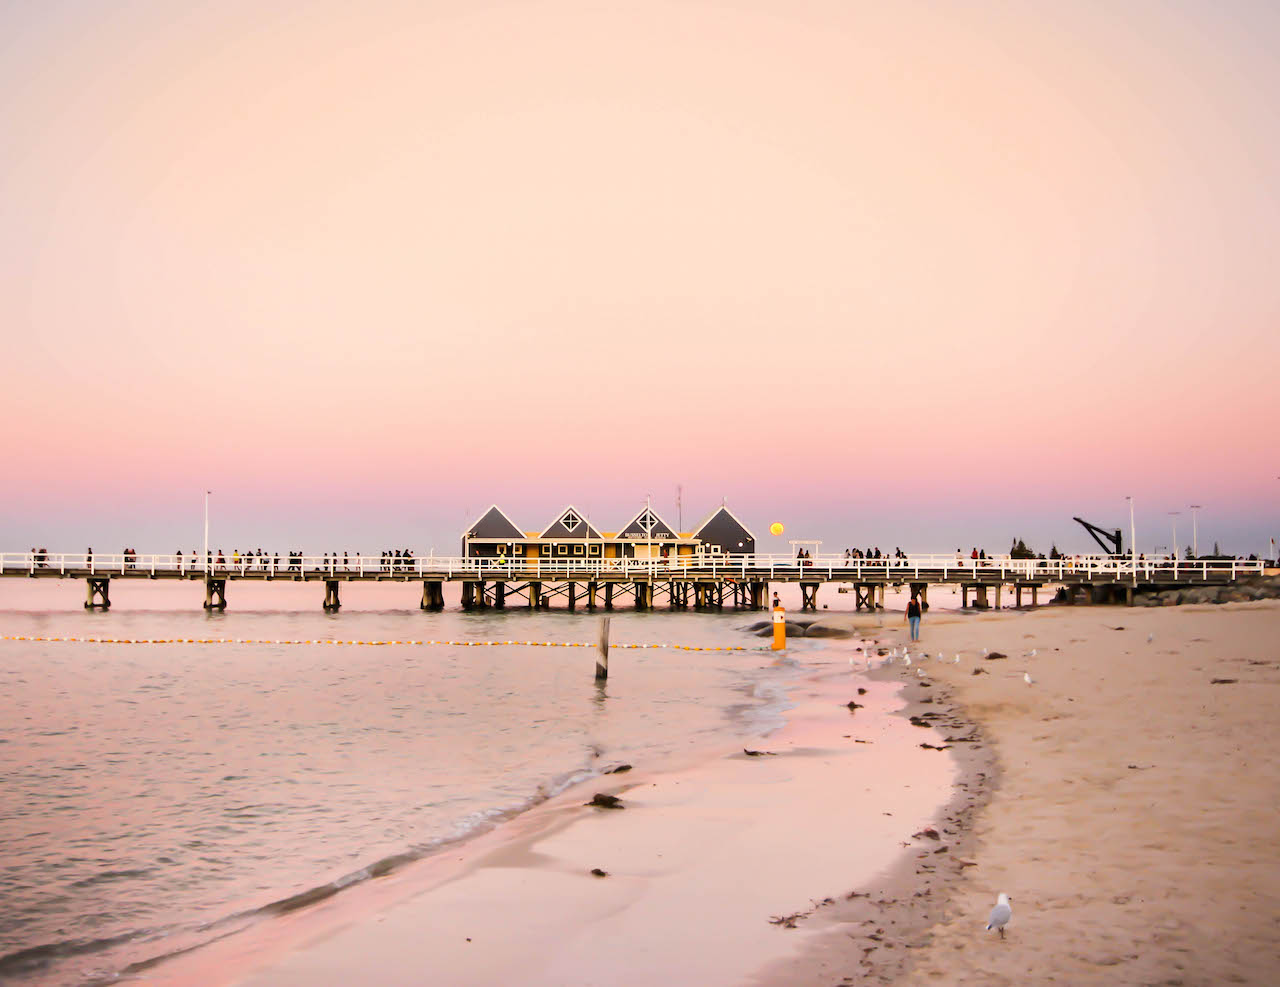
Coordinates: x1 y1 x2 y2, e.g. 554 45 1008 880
954 654 961 664
903 654 912 667
1024 672 1034 685
986 892 1012 938
1147 633 1155 644
1029 649 1037 658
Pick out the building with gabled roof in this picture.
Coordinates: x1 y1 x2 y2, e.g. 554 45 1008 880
692 505 756 555
538 505 603 541
460 505 526 557
459 502 753 560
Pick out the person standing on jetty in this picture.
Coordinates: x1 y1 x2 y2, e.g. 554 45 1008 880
906 595 923 641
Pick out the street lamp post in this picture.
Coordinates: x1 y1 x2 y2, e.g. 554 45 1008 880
1126 496 1137 583
203 490 210 574
1169 511 1181 560
1190 504 1201 558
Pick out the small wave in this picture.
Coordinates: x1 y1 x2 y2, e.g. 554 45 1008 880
0 928 152 980
70 868 155 889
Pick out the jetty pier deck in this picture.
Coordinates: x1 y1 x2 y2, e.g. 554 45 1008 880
1 552 1262 612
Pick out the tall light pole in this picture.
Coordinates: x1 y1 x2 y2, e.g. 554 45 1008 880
1190 504 1201 558
1125 496 1136 557
203 490 211 574
1169 511 1180 559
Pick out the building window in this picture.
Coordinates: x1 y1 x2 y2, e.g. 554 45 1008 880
588 544 601 556
560 510 581 532
573 544 584 555
556 544 568 556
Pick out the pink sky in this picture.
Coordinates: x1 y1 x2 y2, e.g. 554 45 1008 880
2 1 1277 557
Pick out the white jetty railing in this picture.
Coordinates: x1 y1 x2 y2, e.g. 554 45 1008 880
1 551 1265 582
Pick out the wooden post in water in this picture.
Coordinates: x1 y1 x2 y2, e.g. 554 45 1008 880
85 577 111 610
596 616 610 681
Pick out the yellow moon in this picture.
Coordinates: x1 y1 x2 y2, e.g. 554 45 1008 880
769 522 784 536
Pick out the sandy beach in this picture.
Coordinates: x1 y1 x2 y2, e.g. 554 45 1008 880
140 599 1280 986
765 599 1280 985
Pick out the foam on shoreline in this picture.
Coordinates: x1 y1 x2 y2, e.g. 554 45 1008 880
137 643 958 986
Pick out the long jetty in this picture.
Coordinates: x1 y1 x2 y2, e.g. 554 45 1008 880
1 552 1262 612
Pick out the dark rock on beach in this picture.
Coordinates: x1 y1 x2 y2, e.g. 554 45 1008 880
801 622 855 639
586 793 624 809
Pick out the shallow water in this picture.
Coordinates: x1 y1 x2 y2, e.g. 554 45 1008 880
0 581 840 984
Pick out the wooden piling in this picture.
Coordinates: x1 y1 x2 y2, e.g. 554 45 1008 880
595 616 610 681
420 580 444 610
323 579 341 612
84 577 110 610
203 578 227 611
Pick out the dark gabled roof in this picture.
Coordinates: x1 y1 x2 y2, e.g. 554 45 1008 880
615 506 679 540
538 505 603 540
464 505 524 540
692 505 756 541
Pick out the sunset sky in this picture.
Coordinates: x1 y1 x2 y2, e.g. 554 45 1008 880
3 0 1277 557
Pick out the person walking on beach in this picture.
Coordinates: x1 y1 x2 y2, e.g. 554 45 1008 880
906 595 923 642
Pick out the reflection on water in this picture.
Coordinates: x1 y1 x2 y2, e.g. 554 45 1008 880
0 583 819 984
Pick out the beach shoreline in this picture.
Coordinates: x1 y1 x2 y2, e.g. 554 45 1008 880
134 634 960 986
767 600 1280 985
133 600 1280 986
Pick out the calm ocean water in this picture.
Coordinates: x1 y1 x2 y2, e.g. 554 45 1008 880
0 580 854 985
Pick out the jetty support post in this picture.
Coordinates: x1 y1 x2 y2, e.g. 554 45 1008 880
595 616 610 681
603 582 613 610
567 583 577 611
1015 585 1022 608
323 580 341 612
85 577 111 610
587 581 598 610
800 583 818 611
961 585 969 609
1030 586 1037 606
493 582 506 608
420 581 444 610
529 581 542 610
204 578 227 611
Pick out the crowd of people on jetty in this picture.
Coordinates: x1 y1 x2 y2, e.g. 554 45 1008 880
172 549 420 573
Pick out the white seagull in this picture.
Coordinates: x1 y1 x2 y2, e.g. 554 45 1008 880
904 655 912 667
986 892 1012 938
1029 649 1037 658
1147 633 1155 644
1024 672 1034 685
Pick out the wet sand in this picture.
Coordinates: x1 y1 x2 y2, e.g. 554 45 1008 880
143 600 1280 985
141 643 954 986
762 600 1280 985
